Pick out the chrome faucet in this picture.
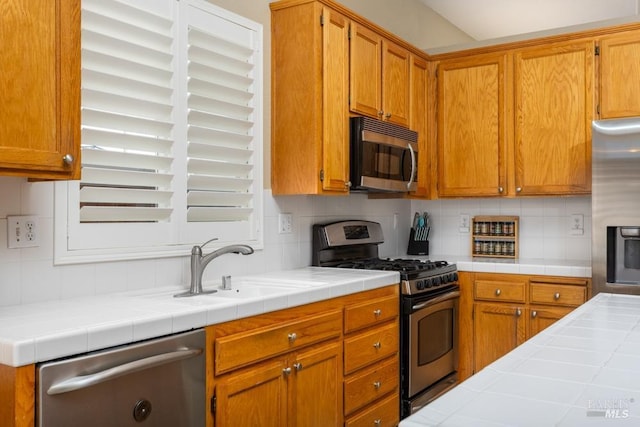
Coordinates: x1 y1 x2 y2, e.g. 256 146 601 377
174 238 254 297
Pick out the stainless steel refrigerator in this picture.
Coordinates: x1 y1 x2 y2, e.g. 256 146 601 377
592 117 640 295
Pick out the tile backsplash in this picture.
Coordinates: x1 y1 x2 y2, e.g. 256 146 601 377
411 196 592 261
0 176 591 307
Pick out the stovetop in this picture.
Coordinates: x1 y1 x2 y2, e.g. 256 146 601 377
312 220 459 296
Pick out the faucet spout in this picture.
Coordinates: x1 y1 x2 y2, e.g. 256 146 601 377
174 242 254 298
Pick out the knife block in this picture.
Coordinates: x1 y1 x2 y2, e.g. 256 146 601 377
407 228 429 256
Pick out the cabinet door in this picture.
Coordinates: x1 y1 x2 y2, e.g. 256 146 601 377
215 358 288 427
528 306 575 338
409 54 430 198
350 23 382 119
0 0 80 179
513 41 594 195
599 31 640 118
437 54 508 197
473 302 525 372
381 40 410 127
321 7 351 193
290 341 343 427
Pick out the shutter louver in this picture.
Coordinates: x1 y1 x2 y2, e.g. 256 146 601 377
186 27 257 222
80 0 175 223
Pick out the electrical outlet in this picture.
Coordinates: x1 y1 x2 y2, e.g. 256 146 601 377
7 215 40 248
458 214 470 233
570 214 584 235
278 213 293 234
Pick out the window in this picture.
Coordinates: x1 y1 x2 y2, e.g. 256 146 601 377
54 0 263 264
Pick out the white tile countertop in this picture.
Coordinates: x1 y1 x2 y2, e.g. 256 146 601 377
401 292 640 427
411 254 592 278
0 267 399 367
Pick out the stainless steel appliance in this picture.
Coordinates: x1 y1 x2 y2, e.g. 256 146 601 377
350 116 418 193
38 329 205 427
312 220 459 419
592 117 640 295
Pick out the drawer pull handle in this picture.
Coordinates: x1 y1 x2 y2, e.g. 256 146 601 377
554 292 561 301
374 419 382 426
531 310 538 318
283 367 292 376
495 289 501 296
288 333 297 342
293 363 303 371
373 341 381 350
373 381 381 389
373 309 382 317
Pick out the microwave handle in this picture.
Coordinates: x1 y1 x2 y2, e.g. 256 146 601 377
407 143 416 191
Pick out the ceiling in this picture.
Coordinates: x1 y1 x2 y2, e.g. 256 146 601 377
420 0 640 40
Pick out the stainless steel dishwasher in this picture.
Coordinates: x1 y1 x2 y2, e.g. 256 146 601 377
37 329 205 427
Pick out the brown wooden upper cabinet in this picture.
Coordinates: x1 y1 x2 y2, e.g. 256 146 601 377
598 30 640 119
350 23 411 128
437 53 508 197
513 41 593 196
0 0 81 180
270 2 351 195
436 40 593 197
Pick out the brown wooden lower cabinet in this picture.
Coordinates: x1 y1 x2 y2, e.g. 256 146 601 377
207 285 399 427
473 302 526 372
459 272 590 378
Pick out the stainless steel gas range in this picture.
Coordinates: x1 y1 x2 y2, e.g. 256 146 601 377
312 220 460 419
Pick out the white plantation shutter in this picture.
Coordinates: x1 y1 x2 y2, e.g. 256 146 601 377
186 22 258 222
80 0 175 223
54 0 263 263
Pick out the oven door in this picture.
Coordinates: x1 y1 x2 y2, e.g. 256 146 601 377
407 288 459 398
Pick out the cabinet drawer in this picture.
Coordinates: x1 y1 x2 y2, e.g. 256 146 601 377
215 310 342 374
474 279 526 303
345 392 399 427
344 355 398 415
344 295 398 334
529 283 586 307
344 321 398 374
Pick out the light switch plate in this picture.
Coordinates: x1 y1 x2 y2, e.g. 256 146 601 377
570 214 584 235
459 214 470 233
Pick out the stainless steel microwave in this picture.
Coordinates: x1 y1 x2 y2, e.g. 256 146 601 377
350 116 418 193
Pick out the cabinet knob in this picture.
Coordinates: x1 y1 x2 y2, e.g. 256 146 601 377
516 308 522 317
378 111 384 117
282 367 292 376
287 332 297 342
516 187 522 193
374 420 382 427
495 289 501 296
373 309 382 317
373 341 382 350
531 310 538 318
293 363 303 371
385 112 392 119
554 292 561 301
345 181 352 188
62 154 74 165
373 381 381 389
498 186 504 193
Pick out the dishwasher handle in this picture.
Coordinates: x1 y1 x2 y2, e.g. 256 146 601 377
47 347 203 396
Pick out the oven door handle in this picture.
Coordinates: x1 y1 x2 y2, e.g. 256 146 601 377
412 290 460 311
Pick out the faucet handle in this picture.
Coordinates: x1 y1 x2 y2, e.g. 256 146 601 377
200 238 219 248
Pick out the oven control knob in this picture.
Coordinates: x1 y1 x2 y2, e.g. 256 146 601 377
424 278 433 288
433 276 441 286
416 280 425 290
452 272 459 282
